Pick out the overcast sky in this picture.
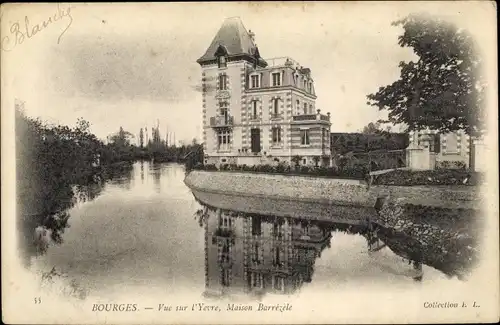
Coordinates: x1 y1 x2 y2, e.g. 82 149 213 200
2 2 495 144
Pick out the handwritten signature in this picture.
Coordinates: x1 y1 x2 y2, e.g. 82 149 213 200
1 4 74 52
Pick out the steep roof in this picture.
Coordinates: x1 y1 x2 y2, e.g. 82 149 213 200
197 17 266 65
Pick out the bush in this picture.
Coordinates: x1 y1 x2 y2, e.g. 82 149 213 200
300 166 310 174
204 164 218 171
373 169 483 186
275 162 287 173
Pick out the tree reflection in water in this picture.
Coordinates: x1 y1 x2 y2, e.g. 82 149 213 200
18 163 134 267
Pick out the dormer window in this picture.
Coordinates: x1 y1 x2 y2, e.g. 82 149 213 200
250 74 260 88
272 72 281 87
218 56 227 68
215 45 229 69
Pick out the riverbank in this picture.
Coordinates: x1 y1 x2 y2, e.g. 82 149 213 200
186 170 481 278
184 170 481 210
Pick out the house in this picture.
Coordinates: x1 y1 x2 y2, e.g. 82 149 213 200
197 17 332 167
408 129 471 168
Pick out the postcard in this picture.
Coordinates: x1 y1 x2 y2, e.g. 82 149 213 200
1 1 498 324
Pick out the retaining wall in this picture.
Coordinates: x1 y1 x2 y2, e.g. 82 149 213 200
185 171 480 210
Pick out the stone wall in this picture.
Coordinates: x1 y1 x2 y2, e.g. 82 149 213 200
185 171 480 210
373 195 479 278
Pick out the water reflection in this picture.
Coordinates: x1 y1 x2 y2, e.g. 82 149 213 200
19 162 134 266
195 199 396 299
26 162 473 301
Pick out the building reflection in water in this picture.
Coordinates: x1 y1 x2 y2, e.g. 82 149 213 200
199 203 338 299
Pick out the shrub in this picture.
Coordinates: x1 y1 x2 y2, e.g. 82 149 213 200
372 169 483 186
204 164 218 171
275 162 287 173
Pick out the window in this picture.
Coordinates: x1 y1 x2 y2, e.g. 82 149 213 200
272 72 281 86
303 103 308 115
308 82 312 93
296 100 300 115
222 269 230 286
273 98 280 116
273 247 284 266
251 74 260 88
219 101 228 116
217 130 231 151
219 101 229 124
218 56 227 68
273 276 284 291
272 127 281 144
219 74 227 90
445 133 458 153
251 272 263 288
303 79 307 89
252 216 261 236
273 221 284 239
309 104 313 114
253 243 262 264
300 129 310 145
251 101 258 120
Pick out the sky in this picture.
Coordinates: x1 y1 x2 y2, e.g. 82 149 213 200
2 2 496 145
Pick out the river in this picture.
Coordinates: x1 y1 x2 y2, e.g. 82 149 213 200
29 161 460 302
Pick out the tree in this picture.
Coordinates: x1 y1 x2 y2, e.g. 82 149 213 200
366 13 486 168
139 128 144 148
312 156 320 167
362 122 382 134
291 155 302 168
108 127 134 147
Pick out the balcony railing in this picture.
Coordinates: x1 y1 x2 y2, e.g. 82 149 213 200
265 56 301 68
210 115 233 127
292 113 330 122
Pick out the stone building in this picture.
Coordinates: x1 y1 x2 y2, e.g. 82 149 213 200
197 17 331 167
408 129 471 168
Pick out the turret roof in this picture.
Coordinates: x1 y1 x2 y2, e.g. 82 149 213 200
197 17 266 65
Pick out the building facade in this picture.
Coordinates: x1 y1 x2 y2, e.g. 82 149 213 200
408 129 471 168
197 17 331 167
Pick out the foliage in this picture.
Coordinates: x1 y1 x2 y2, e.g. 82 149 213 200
291 155 302 168
139 128 144 148
371 169 482 186
107 126 134 147
331 132 409 155
436 160 467 170
194 163 368 180
312 156 320 167
16 108 136 263
367 13 486 136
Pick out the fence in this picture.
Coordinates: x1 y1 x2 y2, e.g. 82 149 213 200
334 149 406 172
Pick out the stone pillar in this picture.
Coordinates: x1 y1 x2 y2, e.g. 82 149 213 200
406 143 431 170
472 137 486 172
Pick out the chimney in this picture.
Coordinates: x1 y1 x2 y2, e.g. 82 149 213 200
249 30 255 42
